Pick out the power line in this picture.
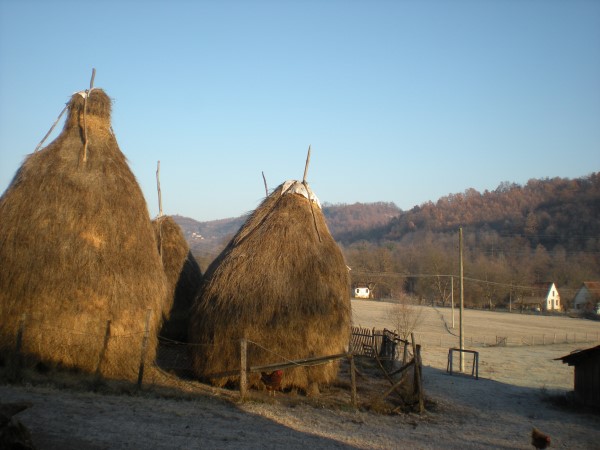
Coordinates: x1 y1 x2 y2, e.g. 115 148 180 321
349 270 592 294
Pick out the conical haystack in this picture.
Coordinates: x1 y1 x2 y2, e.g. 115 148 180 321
152 215 202 342
0 88 169 379
189 180 351 392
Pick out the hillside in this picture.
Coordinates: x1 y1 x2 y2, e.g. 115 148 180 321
175 173 600 305
383 174 600 252
173 202 403 268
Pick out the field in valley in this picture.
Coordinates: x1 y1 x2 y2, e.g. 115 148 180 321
2 300 600 449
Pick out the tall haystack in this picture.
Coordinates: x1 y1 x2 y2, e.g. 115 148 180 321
0 88 169 379
189 180 351 392
152 215 202 342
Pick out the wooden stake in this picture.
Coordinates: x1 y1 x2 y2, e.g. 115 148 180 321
9 314 27 381
137 309 152 389
411 333 425 414
95 320 111 381
240 338 248 401
349 354 357 408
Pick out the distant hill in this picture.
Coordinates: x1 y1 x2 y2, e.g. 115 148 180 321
382 173 600 252
172 214 247 270
173 202 403 265
174 173 600 296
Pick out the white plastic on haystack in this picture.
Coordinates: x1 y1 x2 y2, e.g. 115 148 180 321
281 180 322 209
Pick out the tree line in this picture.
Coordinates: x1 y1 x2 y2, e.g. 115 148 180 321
187 173 599 309
333 173 600 308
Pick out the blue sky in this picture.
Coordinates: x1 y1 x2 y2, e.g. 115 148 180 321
1 0 599 221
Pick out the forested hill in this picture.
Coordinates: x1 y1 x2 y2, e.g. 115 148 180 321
335 173 600 252
322 201 401 241
174 173 599 305
175 173 599 252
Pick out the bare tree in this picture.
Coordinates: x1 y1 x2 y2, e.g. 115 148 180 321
387 294 424 341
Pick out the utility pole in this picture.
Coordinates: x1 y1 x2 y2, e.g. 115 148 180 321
459 227 465 372
451 276 455 329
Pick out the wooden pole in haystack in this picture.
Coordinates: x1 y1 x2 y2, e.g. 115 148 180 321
156 161 164 218
262 171 268 198
82 68 96 163
302 145 322 242
303 145 311 183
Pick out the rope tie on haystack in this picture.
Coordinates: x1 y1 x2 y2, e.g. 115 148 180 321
34 68 99 155
34 104 69 152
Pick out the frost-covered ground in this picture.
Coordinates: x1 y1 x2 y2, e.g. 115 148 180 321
2 301 599 449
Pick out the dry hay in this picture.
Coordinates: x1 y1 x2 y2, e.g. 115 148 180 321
0 89 168 379
189 181 351 392
152 215 202 342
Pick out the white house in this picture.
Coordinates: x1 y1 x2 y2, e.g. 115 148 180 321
353 284 372 299
521 282 561 312
573 282 600 314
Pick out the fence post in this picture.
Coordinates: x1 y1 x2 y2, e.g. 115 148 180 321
411 333 425 414
95 320 111 381
137 309 152 389
240 338 248 401
9 314 27 381
349 354 357 408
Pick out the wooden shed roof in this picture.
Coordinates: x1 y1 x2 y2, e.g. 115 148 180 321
556 345 600 366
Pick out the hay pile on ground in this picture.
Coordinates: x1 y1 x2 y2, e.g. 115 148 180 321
152 215 202 342
189 180 351 393
0 89 168 379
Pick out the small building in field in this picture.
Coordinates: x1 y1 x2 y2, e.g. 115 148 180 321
353 283 374 299
519 282 561 312
572 282 600 314
556 345 600 409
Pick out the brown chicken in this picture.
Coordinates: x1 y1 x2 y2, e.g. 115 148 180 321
260 370 283 396
531 427 551 449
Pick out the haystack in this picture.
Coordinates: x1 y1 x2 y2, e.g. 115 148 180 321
152 215 202 342
0 88 169 379
189 180 351 392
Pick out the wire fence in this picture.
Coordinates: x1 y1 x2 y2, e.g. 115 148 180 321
4 314 599 398
410 330 600 349
3 314 358 394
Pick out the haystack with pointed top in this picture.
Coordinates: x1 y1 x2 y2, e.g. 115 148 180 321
152 215 202 342
0 88 169 379
189 180 351 392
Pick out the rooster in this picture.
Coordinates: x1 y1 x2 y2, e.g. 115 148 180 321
531 428 551 449
260 370 283 396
